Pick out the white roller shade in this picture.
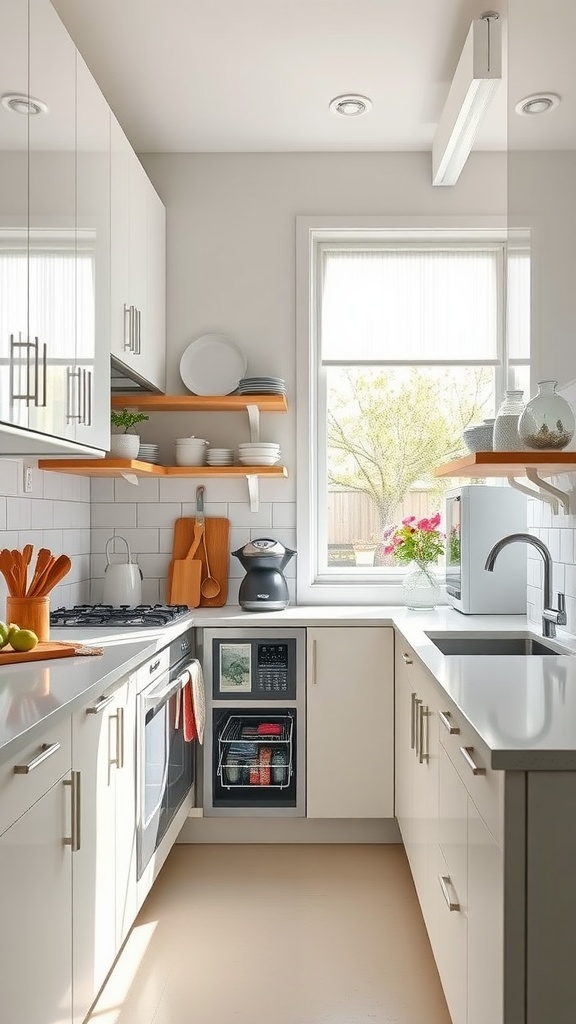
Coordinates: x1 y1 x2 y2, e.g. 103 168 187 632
321 247 500 363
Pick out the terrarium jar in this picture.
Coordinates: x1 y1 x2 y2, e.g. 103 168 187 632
518 381 575 450
493 390 525 451
402 561 441 610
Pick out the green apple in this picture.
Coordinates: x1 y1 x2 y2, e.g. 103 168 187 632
9 628 39 653
0 621 8 649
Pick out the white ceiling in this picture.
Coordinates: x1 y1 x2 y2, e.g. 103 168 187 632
50 0 575 154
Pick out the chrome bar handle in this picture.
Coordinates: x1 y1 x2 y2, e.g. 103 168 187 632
14 741 61 774
131 305 136 353
410 692 418 749
136 308 141 354
110 707 125 769
418 705 430 764
439 874 460 912
460 745 486 776
9 333 16 406
39 341 47 407
81 368 87 424
86 370 92 425
438 710 460 735
64 771 81 852
10 335 35 402
86 694 114 715
414 696 422 758
311 639 317 685
124 304 131 351
66 366 82 422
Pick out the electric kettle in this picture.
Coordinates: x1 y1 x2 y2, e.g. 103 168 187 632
102 535 143 606
232 538 296 611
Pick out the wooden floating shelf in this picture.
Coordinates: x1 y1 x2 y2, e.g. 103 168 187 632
110 393 288 413
434 451 576 479
37 459 288 479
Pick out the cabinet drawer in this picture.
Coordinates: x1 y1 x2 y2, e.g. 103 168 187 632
0 719 71 836
437 703 504 849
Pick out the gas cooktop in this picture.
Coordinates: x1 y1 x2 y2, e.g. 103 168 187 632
50 604 191 628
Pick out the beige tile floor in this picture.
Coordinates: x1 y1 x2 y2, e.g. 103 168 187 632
88 844 452 1024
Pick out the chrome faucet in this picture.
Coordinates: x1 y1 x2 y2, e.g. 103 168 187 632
484 533 567 638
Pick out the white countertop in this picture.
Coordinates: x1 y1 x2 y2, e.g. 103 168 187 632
2 604 576 771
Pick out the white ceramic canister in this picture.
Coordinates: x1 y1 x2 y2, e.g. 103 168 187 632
102 536 143 606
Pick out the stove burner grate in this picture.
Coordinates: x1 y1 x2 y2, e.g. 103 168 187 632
50 603 190 627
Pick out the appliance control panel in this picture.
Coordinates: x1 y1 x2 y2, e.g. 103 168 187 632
211 636 298 700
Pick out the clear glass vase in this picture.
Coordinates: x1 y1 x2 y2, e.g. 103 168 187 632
518 380 575 450
402 561 441 610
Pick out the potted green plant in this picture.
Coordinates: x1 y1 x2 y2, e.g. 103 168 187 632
109 408 149 459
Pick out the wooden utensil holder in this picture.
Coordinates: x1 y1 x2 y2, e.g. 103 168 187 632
5 596 50 643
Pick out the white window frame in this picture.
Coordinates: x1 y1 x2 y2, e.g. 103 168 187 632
296 215 527 606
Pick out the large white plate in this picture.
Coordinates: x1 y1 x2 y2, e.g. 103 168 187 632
180 334 247 395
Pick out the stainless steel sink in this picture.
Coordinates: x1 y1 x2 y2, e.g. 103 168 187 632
426 634 569 656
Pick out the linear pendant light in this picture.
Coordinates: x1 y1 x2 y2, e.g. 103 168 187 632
432 12 502 187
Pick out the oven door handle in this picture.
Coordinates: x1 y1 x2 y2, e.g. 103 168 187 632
144 673 187 713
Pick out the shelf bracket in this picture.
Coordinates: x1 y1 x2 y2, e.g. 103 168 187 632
246 474 259 513
120 473 139 486
506 472 570 515
247 403 260 443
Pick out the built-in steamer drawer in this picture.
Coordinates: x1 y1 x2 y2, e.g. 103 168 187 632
211 709 301 814
437 703 504 849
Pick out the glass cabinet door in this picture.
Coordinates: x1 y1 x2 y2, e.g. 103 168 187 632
27 0 76 442
0 0 29 432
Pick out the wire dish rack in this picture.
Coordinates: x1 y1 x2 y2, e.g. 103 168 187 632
217 713 294 789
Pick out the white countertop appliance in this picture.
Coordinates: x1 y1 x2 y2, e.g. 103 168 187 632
444 485 527 614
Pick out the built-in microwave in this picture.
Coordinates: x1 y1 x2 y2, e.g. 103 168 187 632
444 485 527 614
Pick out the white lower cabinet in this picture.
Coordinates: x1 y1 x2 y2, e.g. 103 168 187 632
306 627 394 818
395 634 504 1024
0 720 73 1024
72 675 137 1024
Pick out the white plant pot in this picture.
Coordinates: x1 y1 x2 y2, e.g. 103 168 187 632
109 434 140 459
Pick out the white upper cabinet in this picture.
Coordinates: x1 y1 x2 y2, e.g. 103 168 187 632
0 0 30 434
110 115 166 393
0 0 110 455
75 53 111 452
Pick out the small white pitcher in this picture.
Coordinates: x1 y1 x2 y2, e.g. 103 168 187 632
102 536 143 606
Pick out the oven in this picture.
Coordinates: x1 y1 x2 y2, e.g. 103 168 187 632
136 627 197 879
200 628 305 817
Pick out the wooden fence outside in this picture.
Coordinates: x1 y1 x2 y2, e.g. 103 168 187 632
327 488 434 545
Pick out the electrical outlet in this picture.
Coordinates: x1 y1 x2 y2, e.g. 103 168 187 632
24 466 33 494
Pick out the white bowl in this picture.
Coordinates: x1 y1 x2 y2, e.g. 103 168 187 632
175 450 207 466
238 442 280 449
238 455 281 466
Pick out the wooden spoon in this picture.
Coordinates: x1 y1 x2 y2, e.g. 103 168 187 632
22 544 33 597
200 530 221 599
0 549 17 595
36 554 72 596
27 548 54 597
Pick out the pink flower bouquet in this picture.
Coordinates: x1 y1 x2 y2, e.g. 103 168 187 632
382 513 444 567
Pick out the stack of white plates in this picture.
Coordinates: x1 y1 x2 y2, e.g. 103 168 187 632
238 377 286 395
206 448 234 466
238 442 281 466
137 443 160 464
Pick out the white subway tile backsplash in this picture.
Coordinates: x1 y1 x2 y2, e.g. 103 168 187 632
142 577 161 605
1 460 19 496
114 528 160 554
31 497 53 530
0 497 6 531
42 472 63 500
272 503 297 529
91 478 115 502
226 502 273 529
7 497 31 531
159 528 174 553
565 564 576 599
115 477 160 503
561 530 574 566
547 529 561 562
92 503 137 529
137 502 180 528
137 552 171 579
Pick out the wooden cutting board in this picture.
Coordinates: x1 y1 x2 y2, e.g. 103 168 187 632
167 517 230 607
0 641 104 666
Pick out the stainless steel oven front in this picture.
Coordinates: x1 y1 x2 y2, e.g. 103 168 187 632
136 628 196 879
200 627 306 817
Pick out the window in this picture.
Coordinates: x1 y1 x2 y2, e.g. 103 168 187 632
296 222 530 603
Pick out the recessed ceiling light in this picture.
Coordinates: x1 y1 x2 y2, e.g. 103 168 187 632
1 92 48 116
515 92 560 116
329 94 372 117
